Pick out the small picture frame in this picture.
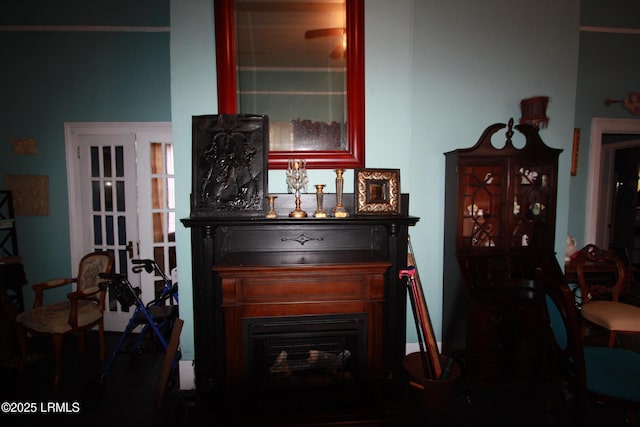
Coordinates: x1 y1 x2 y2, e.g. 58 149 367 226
354 168 400 215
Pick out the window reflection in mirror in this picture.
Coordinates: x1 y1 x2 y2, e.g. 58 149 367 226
235 0 347 152
215 0 364 169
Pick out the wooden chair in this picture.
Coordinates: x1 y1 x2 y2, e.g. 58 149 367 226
538 267 640 426
155 317 183 409
15 251 114 390
574 244 640 347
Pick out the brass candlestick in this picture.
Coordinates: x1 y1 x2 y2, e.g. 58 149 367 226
313 184 327 218
286 158 308 218
333 169 348 218
265 195 277 218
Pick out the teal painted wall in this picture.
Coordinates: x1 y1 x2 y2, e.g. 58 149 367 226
11 0 626 379
0 2 170 306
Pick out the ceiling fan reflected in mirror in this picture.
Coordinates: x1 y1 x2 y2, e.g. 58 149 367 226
304 27 346 59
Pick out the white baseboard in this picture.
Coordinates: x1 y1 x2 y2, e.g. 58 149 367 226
178 359 195 390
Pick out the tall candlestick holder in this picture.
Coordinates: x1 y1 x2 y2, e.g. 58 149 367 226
286 158 308 218
313 184 327 218
333 169 349 218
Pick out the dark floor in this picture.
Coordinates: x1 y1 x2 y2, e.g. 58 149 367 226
1 327 638 427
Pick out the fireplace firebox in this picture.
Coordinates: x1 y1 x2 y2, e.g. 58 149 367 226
244 313 367 390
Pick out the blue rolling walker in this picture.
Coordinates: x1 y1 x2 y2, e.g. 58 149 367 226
96 259 179 389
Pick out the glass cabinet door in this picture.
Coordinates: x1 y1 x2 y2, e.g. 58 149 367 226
459 162 503 248
511 162 555 248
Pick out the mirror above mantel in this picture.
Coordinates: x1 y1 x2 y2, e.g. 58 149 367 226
214 0 364 169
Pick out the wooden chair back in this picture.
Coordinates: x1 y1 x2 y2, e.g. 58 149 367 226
574 244 626 304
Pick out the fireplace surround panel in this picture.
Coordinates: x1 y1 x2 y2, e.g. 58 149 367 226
214 250 391 383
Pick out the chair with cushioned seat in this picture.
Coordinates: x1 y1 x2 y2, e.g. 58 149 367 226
574 243 640 347
538 266 640 426
15 251 114 390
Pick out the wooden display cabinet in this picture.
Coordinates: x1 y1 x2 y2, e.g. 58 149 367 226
442 119 564 384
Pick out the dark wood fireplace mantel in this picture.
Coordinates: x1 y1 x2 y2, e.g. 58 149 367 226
181 193 419 392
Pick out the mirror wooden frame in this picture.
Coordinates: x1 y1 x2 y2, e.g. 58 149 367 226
214 0 364 170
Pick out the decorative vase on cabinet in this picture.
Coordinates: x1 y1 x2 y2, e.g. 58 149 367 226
442 118 564 385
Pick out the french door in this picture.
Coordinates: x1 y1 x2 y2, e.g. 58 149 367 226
64 122 175 331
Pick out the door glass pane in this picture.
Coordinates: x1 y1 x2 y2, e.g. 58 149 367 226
103 146 112 178
153 246 166 299
91 147 100 177
116 250 132 312
167 177 175 210
117 216 126 245
115 146 124 177
151 143 162 174
93 215 102 245
106 215 114 245
153 212 164 243
118 250 128 277
166 144 174 174
104 182 113 211
152 178 163 209
169 245 176 272
116 181 125 211
168 212 175 242
154 246 165 271
92 181 101 211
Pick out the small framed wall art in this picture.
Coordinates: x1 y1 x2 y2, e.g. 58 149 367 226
5 174 49 216
354 168 400 215
571 128 580 176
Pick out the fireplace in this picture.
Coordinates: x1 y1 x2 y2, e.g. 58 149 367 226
181 192 419 395
244 313 367 390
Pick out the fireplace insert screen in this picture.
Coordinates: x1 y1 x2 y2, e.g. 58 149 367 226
243 313 368 390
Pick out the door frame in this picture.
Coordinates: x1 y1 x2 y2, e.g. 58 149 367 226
585 118 640 246
599 138 640 249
